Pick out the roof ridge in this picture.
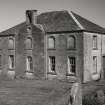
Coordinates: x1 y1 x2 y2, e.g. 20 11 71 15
69 11 84 30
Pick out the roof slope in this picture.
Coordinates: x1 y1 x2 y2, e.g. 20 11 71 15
0 10 105 35
37 10 80 32
0 22 25 35
71 11 105 34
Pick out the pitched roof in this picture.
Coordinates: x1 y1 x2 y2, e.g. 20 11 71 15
37 10 80 32
0 10 105 35
0 22 26 35
71 11 105 34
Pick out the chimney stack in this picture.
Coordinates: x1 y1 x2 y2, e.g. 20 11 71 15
26 10 37 25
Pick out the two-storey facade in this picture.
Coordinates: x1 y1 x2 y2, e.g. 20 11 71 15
0 10 105 82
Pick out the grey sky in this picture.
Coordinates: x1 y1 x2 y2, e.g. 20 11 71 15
0 0 105 31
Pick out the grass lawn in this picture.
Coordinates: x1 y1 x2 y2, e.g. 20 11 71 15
0 79 73 105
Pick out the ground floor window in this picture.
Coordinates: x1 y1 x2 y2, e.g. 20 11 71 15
93 56 97 74
48 56 55 72
68 57 76 74
26 56 33 71
8 55 15 69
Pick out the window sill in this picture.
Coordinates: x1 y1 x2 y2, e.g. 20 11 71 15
8 68 15 71
25 71 34 73
8 49 15 50
24 48 33 50
47 72 56 75
67 48 76 50
66 73 76 76
47 48 56 50
93 48 98 50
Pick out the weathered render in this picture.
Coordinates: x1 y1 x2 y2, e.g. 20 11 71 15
0 10 105 83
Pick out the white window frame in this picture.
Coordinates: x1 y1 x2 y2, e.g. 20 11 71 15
93 36 97 49
93 56 97 74
48 36 55 49
67 36 75 49
67 57 76 75
8 55 15 69
8 37 15 49
25 37 32 49
26 56 33 71
48 56 55 72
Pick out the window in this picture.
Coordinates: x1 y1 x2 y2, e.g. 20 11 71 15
26 56 33 71
93 56 97 74
25 37 32 49
48 37 55 49
8 55 15 69
67 36 75 49
49 56 55 72
9 38 14 49
68 57 76 74
93 36 97 49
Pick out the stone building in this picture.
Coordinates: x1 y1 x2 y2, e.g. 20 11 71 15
0 10 105 83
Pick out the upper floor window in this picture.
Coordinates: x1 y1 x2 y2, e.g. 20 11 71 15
25 37 32 49
93 36 97 49
48 36 55 49
9 38 14 49
67 36 75 49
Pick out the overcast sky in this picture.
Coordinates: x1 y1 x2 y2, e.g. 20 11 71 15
0 0 105 32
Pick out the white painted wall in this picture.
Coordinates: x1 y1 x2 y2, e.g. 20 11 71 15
83 32 102 82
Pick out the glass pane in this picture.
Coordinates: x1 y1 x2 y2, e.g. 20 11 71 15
9 38 14 49
26 38 32 49
9 55 14 69
48 37 55 48
68 36 75 48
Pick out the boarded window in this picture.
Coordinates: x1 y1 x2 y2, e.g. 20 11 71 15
49 56 55 72
9 38 14 49
26 56 33 71
25 37 32 49
93 56 97 73
68 57 76 74
48 37 55 49
9 55 14 69
67 36 75 49
93 36 97 49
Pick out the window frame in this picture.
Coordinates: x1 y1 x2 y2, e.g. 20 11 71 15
25 37 33 50
93 36 97 50
93 56 97 74
48 36 55 49
67 56 76 75
67 36 76 50
8 37 15 50
8 55 15 70
48 56 56 73
26 56 33 72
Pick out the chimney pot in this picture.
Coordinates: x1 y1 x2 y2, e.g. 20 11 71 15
26 10 37 25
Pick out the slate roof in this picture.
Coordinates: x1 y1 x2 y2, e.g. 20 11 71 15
0 10 105 35
71 11 105 34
